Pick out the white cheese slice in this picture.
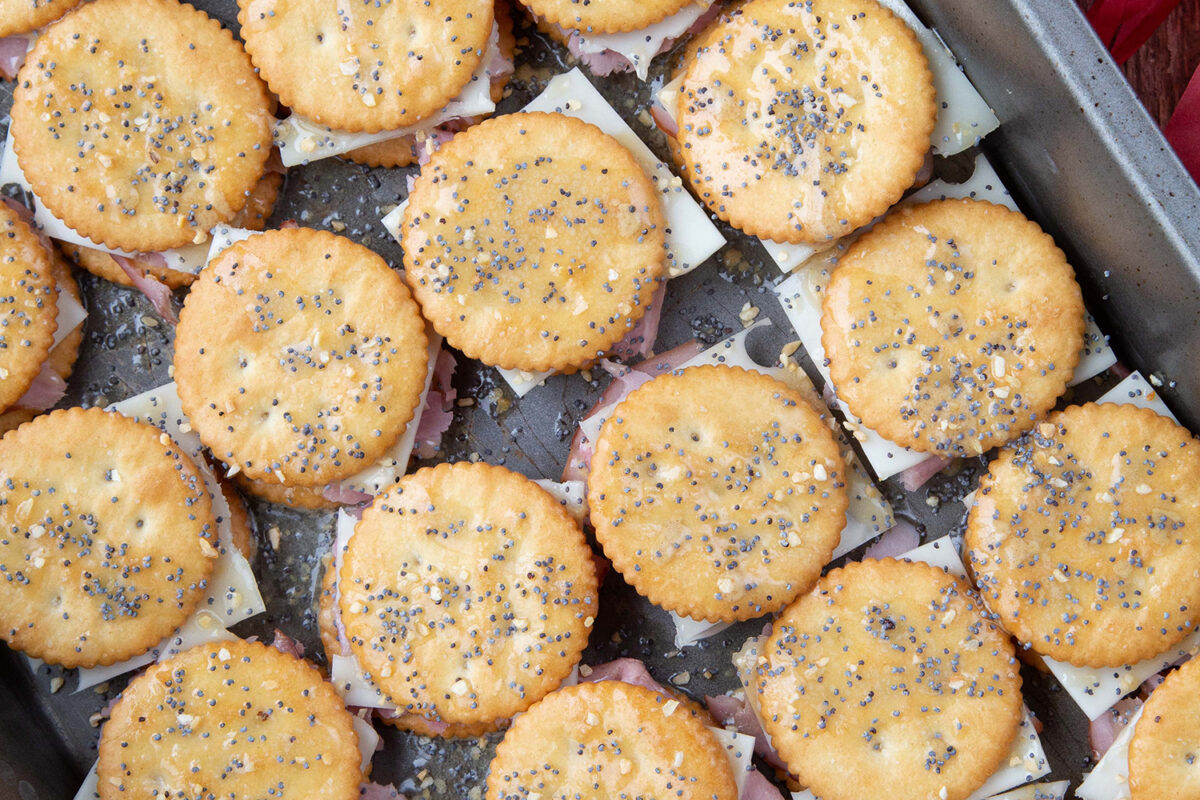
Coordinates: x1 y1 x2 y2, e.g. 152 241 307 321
0 130 209 274
1076 705 1142 800
709 725 757 797
51 282 87 349
494 365 556 400
573 2 712 82
874 0 999 156
74 383 266 691
329 509 398 709
274 23 501 167
774 154 1118 481
987 781 1069 800
534 479 589 524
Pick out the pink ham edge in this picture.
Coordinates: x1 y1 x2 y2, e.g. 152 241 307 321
269 629 306 659
0 35 27 82
898 456 953 492
862 519 921 561
704 693 790 773
414 348 458 458
562 341 703 482
564 1 723 79
1089 696 1143 760
609 283 666 362
112 254 177 324
16 361 67 411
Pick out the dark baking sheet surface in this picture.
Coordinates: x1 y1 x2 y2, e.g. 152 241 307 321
3 1 1197 796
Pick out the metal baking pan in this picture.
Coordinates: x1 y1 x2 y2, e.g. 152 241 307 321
1 1 1197 797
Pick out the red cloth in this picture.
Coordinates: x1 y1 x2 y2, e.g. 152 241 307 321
1086 0 1185 64
1165 66 1200 181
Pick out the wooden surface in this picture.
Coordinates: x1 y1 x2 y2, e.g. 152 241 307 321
1077 0 1200 127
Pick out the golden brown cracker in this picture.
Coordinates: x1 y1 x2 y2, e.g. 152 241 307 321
588 365 848 622
235 472 340 510
519 0 695 34
822 199 1085 457
1129 656 1200 799
966 402 1200 667
0 407 219 667
0 247 83 435
64 170 282 289
0 202 57 413
756 558 1023 800
238 0 494 133
672 0 935 244
404 112 667 372
0 0 80 37
98 639 363 800
339 462 598 727
11 0 273 252
487 681 738 800
174 227 429 488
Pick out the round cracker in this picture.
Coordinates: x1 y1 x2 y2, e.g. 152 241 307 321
238 0 493 133
0 202 57 413
671 0 935 244
518 0 694 34
756 558 1023 800
0 0 81 37
64 164 282 290
404 112 667 372
822 199 1085 457
98 639 363 800
317 548 508 739
11 0 273 253
487 681 738 800
588 365 848 622
174 227 429 488
823 199 1084 456
0 247 84 435
343 0 515 167
965 402 1200 668
339 462 598 727
0 407 219 667
1129 657 1200 799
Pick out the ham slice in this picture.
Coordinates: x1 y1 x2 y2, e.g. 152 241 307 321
16 362 66 411
898 456 952 492
609 284 666 361
862 519 921 561
270 630 306 658
322 484 373 506
0 35 28 82
112 255 177 324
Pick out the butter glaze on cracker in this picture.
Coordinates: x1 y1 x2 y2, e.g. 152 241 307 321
174 227 429 489
0 407 218 667
339 462 598 729
487 680 738 800
403 111 667 373
1128 656 1200 799
822 199 1085 457
517 0 695 34
0 0 81 37
98 639 362 800
0 202 57 412
588 365 848 622
671 0 936 244
11 0 273 252
239 0 493 133
966 402 1200 668
757 558 1023 800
